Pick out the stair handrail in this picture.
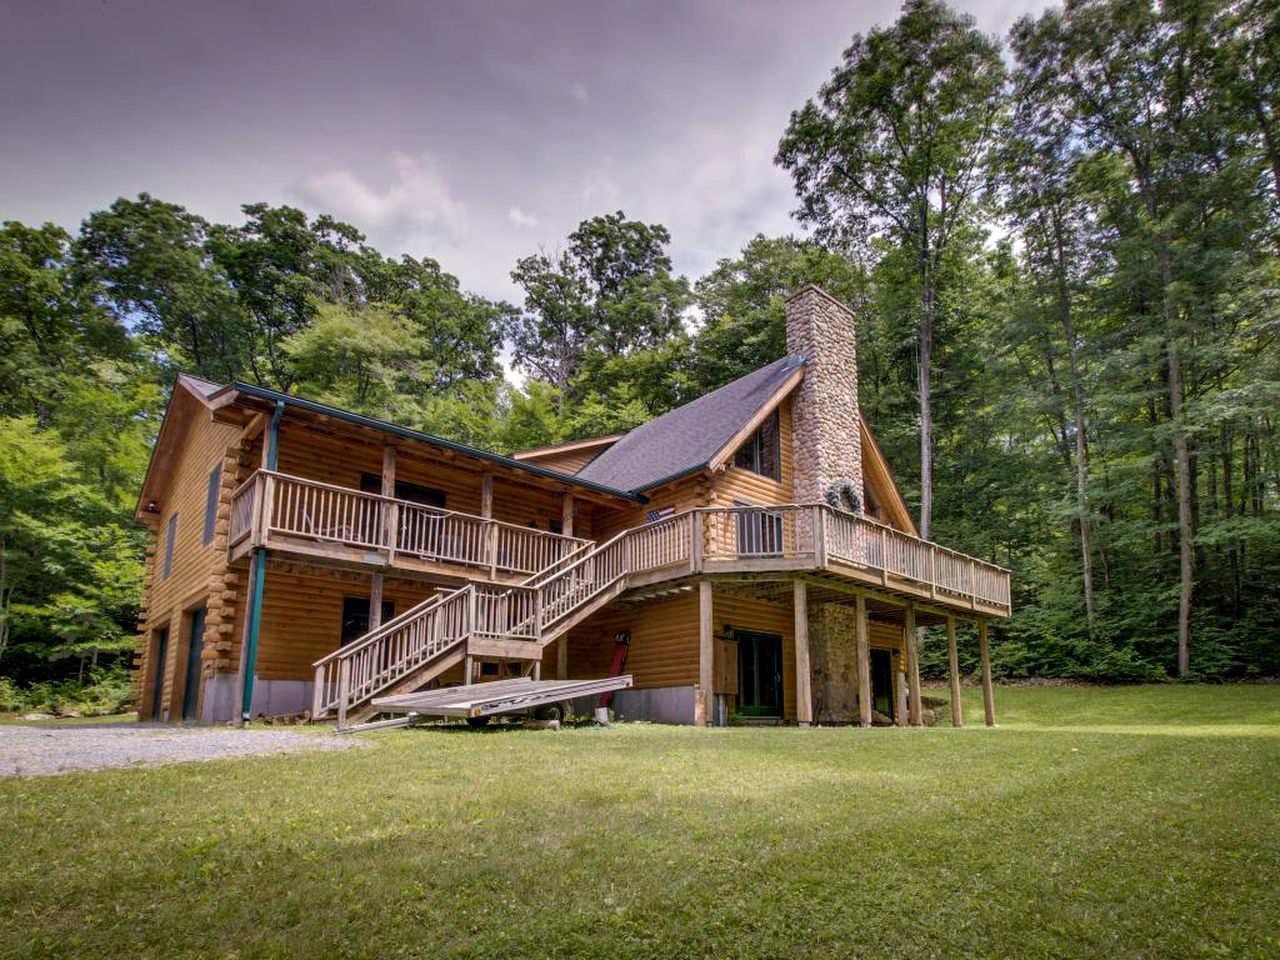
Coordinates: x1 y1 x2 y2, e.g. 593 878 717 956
313 586 462 669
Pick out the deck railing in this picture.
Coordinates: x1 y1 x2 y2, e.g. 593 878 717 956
229 470 591 578
311 503 1009 724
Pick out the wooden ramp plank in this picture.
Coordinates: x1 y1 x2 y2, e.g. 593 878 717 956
372 675 633 719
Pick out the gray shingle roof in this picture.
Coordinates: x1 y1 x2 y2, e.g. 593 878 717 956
576 354 805 492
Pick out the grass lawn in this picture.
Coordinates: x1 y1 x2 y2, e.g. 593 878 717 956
2 685 1278 960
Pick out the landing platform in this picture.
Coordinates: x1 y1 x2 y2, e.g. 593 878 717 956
372 675 633 720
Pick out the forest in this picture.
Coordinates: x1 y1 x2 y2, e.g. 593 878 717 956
0 0 1275 711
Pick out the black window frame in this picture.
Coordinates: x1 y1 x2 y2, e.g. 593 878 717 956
733 410 781 481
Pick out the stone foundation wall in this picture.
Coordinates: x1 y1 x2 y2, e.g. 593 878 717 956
808 604 860 723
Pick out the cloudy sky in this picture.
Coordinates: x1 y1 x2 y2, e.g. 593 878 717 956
1 0 1053 304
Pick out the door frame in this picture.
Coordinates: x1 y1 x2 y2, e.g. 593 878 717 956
180 605 207 722
148 626 169 721
733 629 784 718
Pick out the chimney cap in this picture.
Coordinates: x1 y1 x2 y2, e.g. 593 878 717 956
785 284 853 313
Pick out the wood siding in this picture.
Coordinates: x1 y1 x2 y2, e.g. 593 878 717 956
515 446 607 475
226 565 438 681
133 405 241 720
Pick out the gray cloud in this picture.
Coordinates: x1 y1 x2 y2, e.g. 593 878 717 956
1 0 1057 305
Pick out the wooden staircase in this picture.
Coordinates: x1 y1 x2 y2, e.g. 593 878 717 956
312 514 694 727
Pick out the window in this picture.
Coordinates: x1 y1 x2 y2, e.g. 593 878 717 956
341 596 396 647
733 410 780 481
202 464 221 545
360 473 447 508
162 513 178 579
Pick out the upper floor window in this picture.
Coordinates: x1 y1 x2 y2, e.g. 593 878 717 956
733 410 780 481
202 464 221 545
163 513 178 579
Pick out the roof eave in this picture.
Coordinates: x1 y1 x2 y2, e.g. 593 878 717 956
213 382 646 504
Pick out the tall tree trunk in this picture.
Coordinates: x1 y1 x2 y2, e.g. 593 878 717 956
918 268 935 542
1221 422 1240 615
1160 246 1194 678
1053 213 1095 633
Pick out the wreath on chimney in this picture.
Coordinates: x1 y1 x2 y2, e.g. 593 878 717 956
824 478 862 516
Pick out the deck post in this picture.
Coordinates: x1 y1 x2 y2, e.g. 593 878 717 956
561 493 575 538
382 446 397 563
312 664 324 720
855 593 871 728
369 574 384 632
481 473 497 579
812 505 827 567
904 605 923 727
336 657 350 729
462 655 473 686
978 619 996 726
793 580 812 727
698 580 714 727
691 511 704 573
557 635 568 680
946 615 963 727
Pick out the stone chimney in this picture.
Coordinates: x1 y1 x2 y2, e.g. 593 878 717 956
785 285 862 507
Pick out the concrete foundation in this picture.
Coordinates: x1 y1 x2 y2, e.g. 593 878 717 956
607 685 698 724
201 674 313 723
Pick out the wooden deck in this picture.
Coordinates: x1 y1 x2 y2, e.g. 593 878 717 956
311 505 1010 726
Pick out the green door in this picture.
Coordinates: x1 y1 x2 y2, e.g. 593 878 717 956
181 607 205 722
735 630 783 717
150 627 168 721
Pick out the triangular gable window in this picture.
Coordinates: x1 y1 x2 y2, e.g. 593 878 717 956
733 410 780 481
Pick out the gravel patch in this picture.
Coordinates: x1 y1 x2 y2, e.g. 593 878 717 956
0 724 365 777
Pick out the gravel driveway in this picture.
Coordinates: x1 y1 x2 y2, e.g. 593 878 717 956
0 724 364 777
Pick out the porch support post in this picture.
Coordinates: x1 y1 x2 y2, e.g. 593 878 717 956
793 580 812 727
978 619 996 727
855 593 871 728
381 450 396 568
904 605 923 727
557 635 568 680
237 399 282 724
946 615 963 727
463 655 473 686
698 580 714 727
369 574 384 632
481 473 497 578
561 493 575 538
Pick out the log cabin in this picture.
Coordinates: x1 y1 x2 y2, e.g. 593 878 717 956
131 286 1010 729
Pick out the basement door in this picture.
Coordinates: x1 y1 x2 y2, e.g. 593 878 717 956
870 648 894 722
734 630 783 718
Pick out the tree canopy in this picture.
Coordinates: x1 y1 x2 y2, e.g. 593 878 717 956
1 0 1276 692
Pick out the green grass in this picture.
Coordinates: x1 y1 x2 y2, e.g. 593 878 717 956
2 685 1278 960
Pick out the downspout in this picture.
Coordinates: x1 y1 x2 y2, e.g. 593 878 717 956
239 399 284 722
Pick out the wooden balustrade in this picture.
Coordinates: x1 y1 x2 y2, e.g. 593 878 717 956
230 470 589 578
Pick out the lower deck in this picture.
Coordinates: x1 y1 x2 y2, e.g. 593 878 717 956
139 551 996 729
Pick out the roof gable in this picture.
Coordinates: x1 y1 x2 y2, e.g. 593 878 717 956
576 355 806 492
